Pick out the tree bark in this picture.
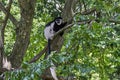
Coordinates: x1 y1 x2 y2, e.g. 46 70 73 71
9 0 36 68
0 0 12 73
0 2 18 27
62 0 78 21
0 29 4 73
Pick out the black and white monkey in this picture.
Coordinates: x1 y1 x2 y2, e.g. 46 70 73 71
44 17 67 54
44 17 67 80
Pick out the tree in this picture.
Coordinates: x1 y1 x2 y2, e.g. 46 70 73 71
0 0 120 80
0 0 36 68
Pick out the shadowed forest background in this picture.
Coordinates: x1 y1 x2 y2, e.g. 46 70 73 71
0 0 120 80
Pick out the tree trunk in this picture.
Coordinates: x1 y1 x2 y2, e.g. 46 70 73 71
9 0 36 68
62 0 78 21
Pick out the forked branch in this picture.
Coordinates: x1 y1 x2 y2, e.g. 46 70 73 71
0 2 18 26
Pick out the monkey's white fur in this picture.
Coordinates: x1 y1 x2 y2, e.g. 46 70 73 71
50 61 58 80
44 22 55 40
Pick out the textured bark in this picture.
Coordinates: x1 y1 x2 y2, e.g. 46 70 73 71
9 0 36 68
0 30 3 71
0 2 18 27
62 0 78 21
0 0 12 73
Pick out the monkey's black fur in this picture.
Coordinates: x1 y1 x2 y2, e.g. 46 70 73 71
44 17 67 55
45 17 67 36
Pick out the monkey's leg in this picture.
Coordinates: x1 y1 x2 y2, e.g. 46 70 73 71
48 39 51 55
44 39 51 59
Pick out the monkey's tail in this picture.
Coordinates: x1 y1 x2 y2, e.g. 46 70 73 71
48 39 58 80
48 39 51 55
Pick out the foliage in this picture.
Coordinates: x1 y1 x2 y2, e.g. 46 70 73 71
5 60 50 80
1 0 120 80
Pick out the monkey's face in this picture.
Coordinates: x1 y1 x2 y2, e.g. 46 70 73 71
55 19 62 25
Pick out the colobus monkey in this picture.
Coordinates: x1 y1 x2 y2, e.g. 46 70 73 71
44 17 67 80
44 17 67 54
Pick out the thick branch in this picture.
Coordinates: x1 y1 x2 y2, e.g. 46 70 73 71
41 74 65 80
2 0 12 28
0 2 18 26
62 0 78 21
29 45 48 63
9 0 36 68
2 0 12 44
109 19 120 24
54 23 74 38
0 32 3 71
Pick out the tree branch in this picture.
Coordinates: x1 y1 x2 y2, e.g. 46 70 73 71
54 23 74 38
0 0 12 72
77 19 91 25
1 0 12 44
81 8 96 15
0 34 3 71
82 0 87 11
0 2 18 26
109 19 120 24
75 8 96 15
29 45 48 63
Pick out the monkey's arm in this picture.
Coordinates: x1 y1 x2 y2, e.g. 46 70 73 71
59 22 67 36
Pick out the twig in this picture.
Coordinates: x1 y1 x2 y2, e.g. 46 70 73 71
82 0 87 11
53 0 62 12
75 8 96 16
77 19 91 25
0 2 18 26
2 0 13 43
2 0 12 28
81 8 96 15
